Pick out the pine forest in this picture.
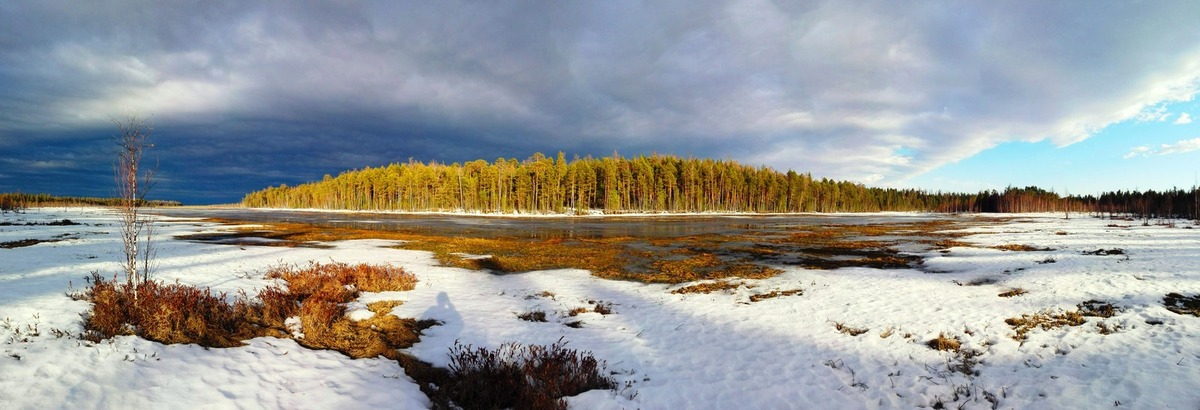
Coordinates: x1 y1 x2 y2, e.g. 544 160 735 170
240 153 1200 219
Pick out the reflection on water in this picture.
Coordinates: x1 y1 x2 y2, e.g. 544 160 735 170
150 208 951 239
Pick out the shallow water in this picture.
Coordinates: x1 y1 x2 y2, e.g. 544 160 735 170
149 208 952 239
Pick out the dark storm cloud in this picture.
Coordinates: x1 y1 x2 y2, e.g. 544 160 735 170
2 0 1199 203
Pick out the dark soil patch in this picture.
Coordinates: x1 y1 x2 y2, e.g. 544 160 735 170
1082 248 1125 256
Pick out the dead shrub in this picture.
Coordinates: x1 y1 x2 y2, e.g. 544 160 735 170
80 272 261 347
1004 309 1085 341
80 262 423 354
566 307 589 317
1163 293 1200 317
444 338 616 410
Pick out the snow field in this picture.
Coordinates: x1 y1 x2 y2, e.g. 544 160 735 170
2 208 1198 409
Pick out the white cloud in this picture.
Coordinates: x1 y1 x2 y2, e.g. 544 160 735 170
1175 112 1193 124
1124 146 1151 159
1159 137 1200 155
1136 105 1172 123
1125 137 1200 158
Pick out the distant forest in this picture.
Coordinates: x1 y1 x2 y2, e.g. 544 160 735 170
241 153 1200 218
0 193 181 212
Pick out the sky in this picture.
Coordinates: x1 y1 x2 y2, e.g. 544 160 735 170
2 1 1199 204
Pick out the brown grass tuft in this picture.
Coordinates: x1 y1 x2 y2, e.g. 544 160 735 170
926 333 961 352
998 288 1028 298
832 322 869 336
518 311 549 322
670 280 744 295
993 244 1053 252
1077 300 1119 318
748 288 804 302
589 300 615 315
1004 309 1086 341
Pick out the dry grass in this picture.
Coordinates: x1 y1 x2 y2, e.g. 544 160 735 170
748 288 804 302
566 307 589 317
832 322 869 336
878 327 896 339
670 280 745 295
1004 309 1086 341
926 333 961 352
998 288 1028 298
1078 300 1119 318
184 217 988 285
518 311 549 322
266 261 417 293
1163 293 1200 317
992 244 1053 252
589 300 615 315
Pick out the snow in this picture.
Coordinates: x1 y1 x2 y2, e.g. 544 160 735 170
2 208 1199 409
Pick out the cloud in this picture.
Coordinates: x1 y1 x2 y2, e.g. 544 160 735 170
1176 113 1193 125
2 1 1200 203
1124 146 1152 159
1125 137 1200 158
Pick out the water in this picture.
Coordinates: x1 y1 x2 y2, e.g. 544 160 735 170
149 208 951 239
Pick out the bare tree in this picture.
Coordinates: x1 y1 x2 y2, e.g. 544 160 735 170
113 113 157 300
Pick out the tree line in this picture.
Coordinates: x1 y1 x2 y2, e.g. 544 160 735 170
0 193 181 212
240 153 1200 219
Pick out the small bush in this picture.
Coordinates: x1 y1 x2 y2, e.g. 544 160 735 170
80 272 261 347
80 262 422 353
444 338 616 410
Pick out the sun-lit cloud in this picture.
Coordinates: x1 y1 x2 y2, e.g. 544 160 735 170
1176 113 1193 124
1125 137 1200 159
